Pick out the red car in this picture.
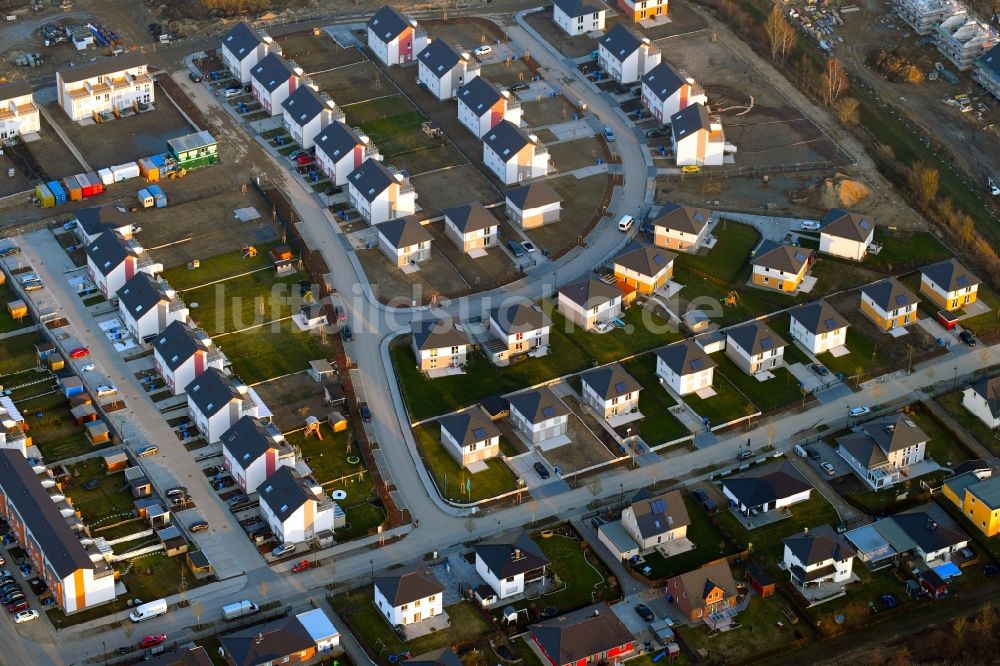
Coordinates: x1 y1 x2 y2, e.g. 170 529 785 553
6 600 28 613
138 634 167 649
295 154 314 165
291 559 312 573
69 347 90 359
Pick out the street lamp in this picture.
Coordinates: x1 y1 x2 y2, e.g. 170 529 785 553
369 559 374 581
618 483 624 511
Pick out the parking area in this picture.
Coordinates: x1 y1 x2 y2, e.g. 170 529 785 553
797 441 852 479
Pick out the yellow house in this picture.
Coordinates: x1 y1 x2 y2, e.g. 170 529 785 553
943 472 1000 537
617 0 668 21
919 258 980 312
860 278 919 331
751 242 813 293
612 246 676 294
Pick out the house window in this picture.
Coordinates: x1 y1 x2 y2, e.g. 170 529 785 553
506 576 515 582
415 599 421 607
451 346 460 354
428 595 436 602
401 604 408 610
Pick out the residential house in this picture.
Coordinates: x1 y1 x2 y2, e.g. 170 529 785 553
443 204 499 254
72 203 135 245
665 561 739 625
655 340 716 396
0 81 39 140
221 415 296 494
373 567 444 626
872 503 970 565
377 216 432 268
250 52 299 116
347 158 417 225
725 320 786 375
438 409 501 467
651 202 712 251
722 460 813 516
0 450 116 612
973 43 1000 101
962 375 1000 428
597 24 661 84
504 182 562 229
418 41 479 100
507 387 570 445
86 231 161 299
55 55 153 122
486 303 551 364
529 603 634 666
116 273 187 342
410 318 470 373
220 22 270 84
281 84 344 149
146 647 214 666
579 362 641 420
670 103 725 166
185 368 265 444
919 258 980 311
612 245 675 294
641 62 706 123
219 608 340 666
259 466 342 544
860 278 919 331
406 648 462 666
552 0 606 36
819 209 875 261
483 120 548 185
557 279 623 331
622 489 690 550
781 525 856 589
942 472 1000 537
314 122 371 186
457 76 521 138
751 241 814 293
152 320 226 395
788 301 849 355
836 414 929 490
618 0 668 21
367 5 428 67
474 531 550 601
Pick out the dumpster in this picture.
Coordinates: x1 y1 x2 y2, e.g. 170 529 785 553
137 188 154 208
47 180 67 205
148 184 166 208
35 182 54 208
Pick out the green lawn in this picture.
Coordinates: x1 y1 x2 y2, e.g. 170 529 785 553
527 529 618 614
344 96 428 157
816 326 884 381
714 353 804 413
678 272 778 328
65 460 134 524
908 403 975 467
413 423 519 502
552 301 686 365
639 495 729 580
679 594 805 663
184 268 309 335
937 390 1000 457
676 222 759 283
0 331 44 376
20 392 97 461
117 551 206 603
0 281 30 334
863 229 950 275
161 244 279 291
683 368 753 427
768 314 812 367
620 355 689 445
214 320 332 385
956 283 1000 339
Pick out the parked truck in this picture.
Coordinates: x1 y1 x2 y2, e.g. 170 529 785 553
222 600 259 621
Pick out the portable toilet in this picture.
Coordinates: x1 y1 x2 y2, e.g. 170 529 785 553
85 172 104 196
137 188 154 208
47 180 67 205
148 184 167 208
62 175 83 201
34 182 54 208
98 167 114 186
138 158 160 182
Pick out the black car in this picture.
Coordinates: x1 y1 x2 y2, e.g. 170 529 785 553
341 324 353 342
509 82 530 92
188 72 203 83
645 129 666 139
324 185 343 196
533 462 550 479
959 330 977 346
692 488 717 512
810 363 829 377
634 604 655 622
360 403 372 422
807 448 821 461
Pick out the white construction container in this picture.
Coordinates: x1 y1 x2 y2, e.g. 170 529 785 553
98 167 114 186
111 162 141 182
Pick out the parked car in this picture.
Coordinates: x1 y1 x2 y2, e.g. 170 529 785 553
95 385 117 397
645 129 666 139
13 610 38 624
474 45 492 56
959 330 977 346
821 462 836 476
324 185 343 196
521 241 537 253
188 72 202 83
809 363 829 377
272 543 295 558
165 487 187 498
359 403 372 422
69 347 90 359
295 154 314 165
6 601 28 614
634 604 655 622
807 448 821 461
849 406 871 418
137 635 167 649
603 127 615 142
136 444 158 457
189 521 209 533
291 559 312 573
224 88 241 98
533 462 550 480
507 240 525 258
800 220 821 231
341 324 353 342
509 82 529 92
680 165 701 174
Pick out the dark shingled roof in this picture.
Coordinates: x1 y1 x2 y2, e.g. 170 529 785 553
505 181 561 210
558 278 621 309
0 80 32 100
666 560 739 615
880 503 969 555
553 0 604 17
438 409 500 447
783 525 856 566
789 301 849 336
484 120 532 159
185 367 243 418
580 362 641 400
722 460 812 508
979 44 1000 78
86 230 134 276
474 531 549 578
599 24 643 61
221 416 283 469
613 245 676 278
920 258 980 293
530 603 633 666
837 413 928 469
642 62 686 102
259 466 318 522
726 320 786 357
315 122 365 162
349 158 398 202
655 339 716 376
821 209 874 242
74 203 133 237
752 240 813 274
458 76 504 116
251 52 297 93
219 613 316 666
443 204 499 234
153 321 210 371
58 53 146 85
490 303 551 336
652 202 710 235
378 216 432 248
862 277 918 312
368 5 413 42
143 646 214 666
419 40 465 76
374 567 444 606
406 648 463 666
222 22 264 60
281 85 329 125
116 272 169 319
507 386 569 424
411 318 468 351
629 489 690 539
671 103 711 142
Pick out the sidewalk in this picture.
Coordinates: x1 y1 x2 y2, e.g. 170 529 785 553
921 395 999 465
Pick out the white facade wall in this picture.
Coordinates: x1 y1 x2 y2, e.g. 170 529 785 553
655 355 714 396
484 144 548 185
621 509 688 550
475 554 524 598
554 6 606 35
581 382 640 420
789 319 847 355
509 406 568 444
962 387 1000 429
557 294 622 331
284 109 330 150
0 92 39 139
674 130 725 167
782 544 854 584
57 64 153 122
641 83 707 124
316 142 367 186
260 496 333 544
373 587 442 626
819 231 872 261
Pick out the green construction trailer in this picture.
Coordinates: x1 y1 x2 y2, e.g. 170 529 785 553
166 130 219 170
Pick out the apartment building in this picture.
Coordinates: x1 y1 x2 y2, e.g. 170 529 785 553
893 0 964 35
933 14 997 71
0 82 39 139
56 55 153 122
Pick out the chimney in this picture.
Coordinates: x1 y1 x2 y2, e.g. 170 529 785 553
803 527 808 536
513 547 522 560
255 633 264 645
593 609 600 616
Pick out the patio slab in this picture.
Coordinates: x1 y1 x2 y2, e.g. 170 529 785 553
728 506 793 530
827 345 850 358
607 410 644 428
400 610 451 640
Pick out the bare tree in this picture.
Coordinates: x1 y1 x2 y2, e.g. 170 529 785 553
192 602 204 626
833 97 860 125
766 424 776 448
744 403 756 431
908 161 939 205
820 58 849 107
528 500 539 526
765 6 797 63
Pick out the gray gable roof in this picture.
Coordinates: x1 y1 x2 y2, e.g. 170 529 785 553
726 320 786 357
862 277 918 312
75 203 132 236
920 258 980 293
642 62 686 102
821 209 874 242
281 85 328 125
655 339 716 376
789 301 849 336
438 409 499 447
349 158 397 202
722 460 811 508
783 524 855 566
580 362 641 400
86 230 134 276
553 0 604 18
599 24 643 61
671 102 711 142
558 278 621 309
374 567 444 606
222 22 264 60
378 216 432 248
411 318 469 350
153 320 208 371
251 52 296 93
630 489 690 539
458 76 504 116
185 367 242 417
368 5 413 42
418 40 464 76
507 386 569 423
221 415 282 468
969 376 1000 417
979 43 1000 77
839 413 928 467
652 201 710 235
505 181 561 210
490 303 551 336
443 203 498 234
475 531 549 578
530 603 633 666
406 648 462 666
116 272 168 319
259 466 316 523
219 614 314 666
752 240 813 274
315 121 364 162
876 503 968 555
484 120 532 159
613 245 676 278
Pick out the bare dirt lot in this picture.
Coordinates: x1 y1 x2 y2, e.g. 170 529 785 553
523 173 611 257
524 7 625 59
276 31 363 74
0 149 40 198
521 96 579 128
411 165 500 217
548 138 605 172
252 371 329 432
423 218 519 292
26 113 86 182
358 246 469 305
481 60 535 88
311 61 388 106
420 17 507 50
541 411 613 474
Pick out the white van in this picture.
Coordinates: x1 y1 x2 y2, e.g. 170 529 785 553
617 215 634 232
129 598 168 623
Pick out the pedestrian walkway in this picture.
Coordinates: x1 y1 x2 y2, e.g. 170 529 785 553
922 395 999 465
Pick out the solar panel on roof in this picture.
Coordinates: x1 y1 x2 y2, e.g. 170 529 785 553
860 220 870 230
794 252 805 262
760 338 773 350
650 499 666 514
654 254 665 265
614 381 628 394
690 359 702 370
693 212 705 222
957 276 968 286
472 427 488 440
824 318 837 330
542 406 555 418
894 294 908 306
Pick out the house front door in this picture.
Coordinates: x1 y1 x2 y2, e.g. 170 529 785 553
413 611 422 622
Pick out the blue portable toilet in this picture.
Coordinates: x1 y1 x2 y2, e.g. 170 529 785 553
137 188 154 208
148 184 167 208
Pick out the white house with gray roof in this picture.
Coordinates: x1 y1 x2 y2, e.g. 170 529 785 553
671 102 725 166
621 489 691 551
641 62 706 123
725 320 786 375
377 216 432 268
347 158 417 225
373 568 443 626
788 301 849 355
557 279 622 331
186 368 267 443
483 120 548 185
553 0 606 36
474 532 549 601
836 414 928 490
963 376 1000 428
580 362 641 421
438 409 501 467
259 466 342 545
367 5 428 67
418 41 479 100
410 318 470 374
508 386 570 444
116 272 187 342
0 81 39 140
443 204 499 254
597 24 661 84
72 203 136 245
250 52 300 116
819 209 875 261
457 77 522 138
655 340 716 396
973 43 1000 101
314 122 371 185
652 202 712 251
782 525 856 589
220 22 271 83
281 84 344 149
221 415 296 494
86 231 161 299
487 303 551 364
504 182 562 229
153 320 225 395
